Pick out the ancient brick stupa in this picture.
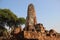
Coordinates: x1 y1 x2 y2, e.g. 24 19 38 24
23 4 60 40
23 4 46 39
24 4 37 31
24 4 45 32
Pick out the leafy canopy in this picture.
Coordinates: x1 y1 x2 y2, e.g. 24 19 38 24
0 9 26 28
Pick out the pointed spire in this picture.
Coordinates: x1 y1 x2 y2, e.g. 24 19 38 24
24 4 37 31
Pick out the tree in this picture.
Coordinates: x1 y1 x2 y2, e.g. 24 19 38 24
0 9 18 28
0 9 26 29
0 9 18 21
16 17 26 26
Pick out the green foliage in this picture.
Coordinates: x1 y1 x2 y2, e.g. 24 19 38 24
0 9 18 27
0 8 26 28
0 9 17 21
18 17 26 25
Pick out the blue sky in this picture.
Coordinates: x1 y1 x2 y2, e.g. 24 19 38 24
0 0 60 32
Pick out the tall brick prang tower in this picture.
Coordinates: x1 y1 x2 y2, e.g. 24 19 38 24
24 4 37 31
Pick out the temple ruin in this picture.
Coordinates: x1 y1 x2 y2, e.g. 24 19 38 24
10 4 60 40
